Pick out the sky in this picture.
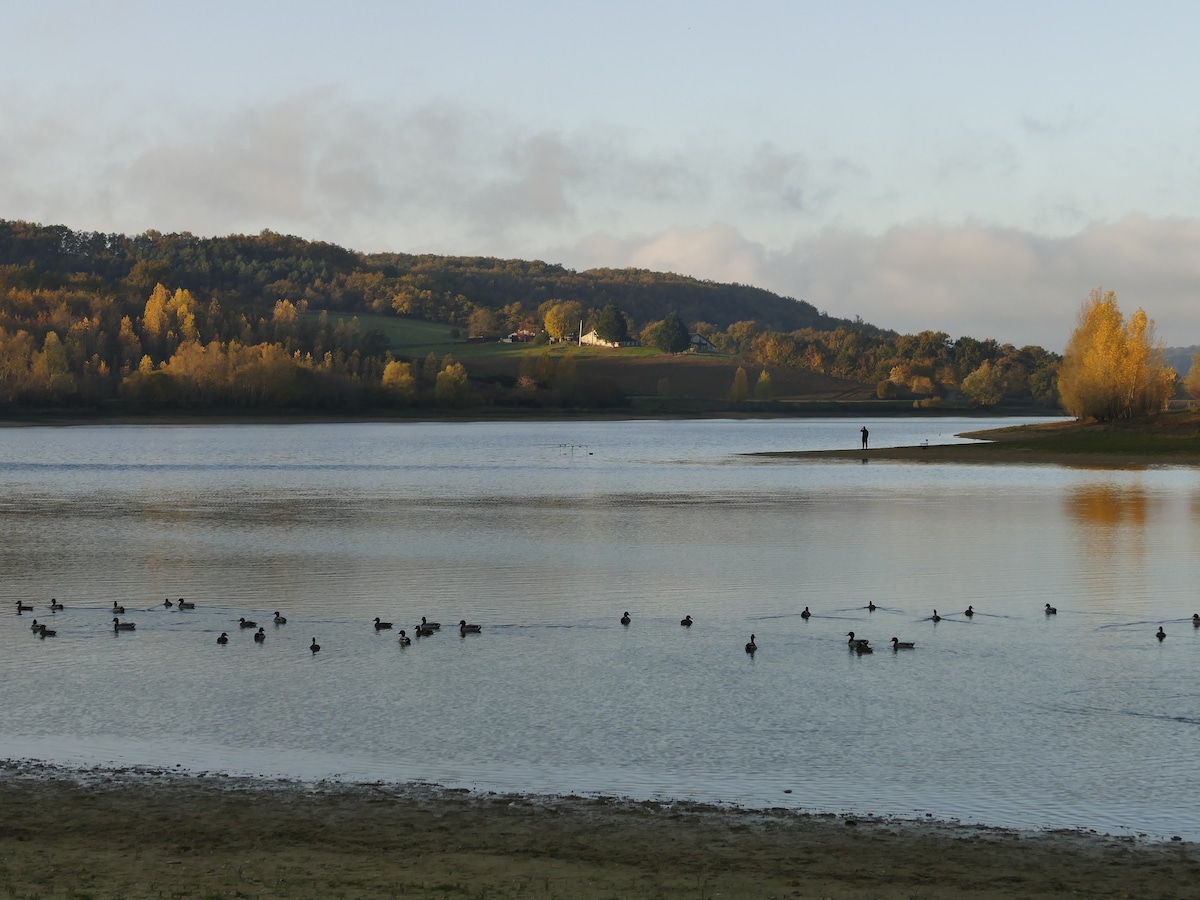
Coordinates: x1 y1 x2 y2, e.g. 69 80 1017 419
3 0 1200 351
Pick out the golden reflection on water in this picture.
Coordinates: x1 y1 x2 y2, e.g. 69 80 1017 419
1064 483 1149 610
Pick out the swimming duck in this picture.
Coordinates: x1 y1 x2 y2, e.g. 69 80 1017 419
415 623 436 637
891 637 916 650
855 641 873 654
49 599 63 611
177 598 195 610
800 607 811 619
397 629 411 646
112 602 125 614
273 611 287 624
16 601 33 613
31 618 42 632
112 617 136 631
964 605 974 618
374 617 393 630
37 624 56 637
216 632 229 645
620 611 631 625
238 617 257 629
680 615 693 627
309 638 321 653
163 598 173 607
931 610 942 622
459 620 482 634
253 627 265 643
745 634 757 654
1045 603 1057 615
1156 626 1166 642
846 631 871 650
1193 613 1199 627
420 617 441 630
867 601 877 612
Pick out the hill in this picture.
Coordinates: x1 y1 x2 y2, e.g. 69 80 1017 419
0 220 873 335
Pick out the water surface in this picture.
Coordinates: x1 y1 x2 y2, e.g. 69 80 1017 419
2 417 1198 839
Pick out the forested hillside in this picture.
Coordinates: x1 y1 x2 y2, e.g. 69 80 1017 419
0 220 1061 414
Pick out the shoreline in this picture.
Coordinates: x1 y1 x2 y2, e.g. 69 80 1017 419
2 762 1196 899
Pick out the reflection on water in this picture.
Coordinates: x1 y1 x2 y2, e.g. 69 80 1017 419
2 418 1200 840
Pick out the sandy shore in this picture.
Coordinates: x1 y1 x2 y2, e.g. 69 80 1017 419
1 763 1196 899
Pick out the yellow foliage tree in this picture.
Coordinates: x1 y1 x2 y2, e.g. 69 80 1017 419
381 360 415 399
1185 349 1200 403
730 367 749 404
1058 289 1175 421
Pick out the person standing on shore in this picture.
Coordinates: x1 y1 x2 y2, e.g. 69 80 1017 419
860 426 869 449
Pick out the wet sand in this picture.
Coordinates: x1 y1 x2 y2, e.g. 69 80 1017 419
1 764 1196 899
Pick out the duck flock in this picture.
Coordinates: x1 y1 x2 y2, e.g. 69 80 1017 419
14 598 486 648
14 599 1200 650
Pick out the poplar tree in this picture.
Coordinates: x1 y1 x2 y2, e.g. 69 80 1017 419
1057 289 1174 421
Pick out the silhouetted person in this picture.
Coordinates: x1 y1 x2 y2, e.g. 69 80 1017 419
860 426 869 449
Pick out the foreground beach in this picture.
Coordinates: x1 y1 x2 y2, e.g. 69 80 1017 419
1 765 1196 899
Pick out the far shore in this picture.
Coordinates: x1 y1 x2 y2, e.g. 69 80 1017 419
2 763 1196 898
755 415 1200 468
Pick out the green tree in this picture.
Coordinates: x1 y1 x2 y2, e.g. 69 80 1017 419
656 310 690 353
961 360 1004 407
594 303 629 344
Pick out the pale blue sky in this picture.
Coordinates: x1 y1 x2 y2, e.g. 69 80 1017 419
3 1 1199 349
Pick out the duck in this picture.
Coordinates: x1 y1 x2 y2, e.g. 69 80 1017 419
177 598 195 610
238 617 257 629
273 611 287 624
253 627 266 643
1193 613 1199 627
415 623 436 637
459 619 482 634
931 610 942 622
49 599 63 611
1045 603 1057 615
112 602 125 615
745 634 757 654
37 624 56 637
891 637 916 650
680 615 693 627
310 638 321 653
163 598 173 608
800 607 811 619
420 617 441 630
397 629 411 646
373 617 393 631
620 611 631 625
1156 626 1166 642
16 601 33 613
846 631 871 650
30 618 42 632
112 617 136 631
964 605 975 618
855 641 874 654
867 601 877 612
216 632 229 645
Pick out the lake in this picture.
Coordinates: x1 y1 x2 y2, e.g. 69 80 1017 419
2 417 1199 839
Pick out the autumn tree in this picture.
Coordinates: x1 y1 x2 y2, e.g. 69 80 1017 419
435 361 470 406
730 367 749 403
961 360 1004 407
1057 289 1175 420
1186 350 1200 403
754 368 772 400
381 360 416 399
543 300 582 342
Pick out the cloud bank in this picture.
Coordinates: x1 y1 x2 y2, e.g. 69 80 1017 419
3 91 1199 352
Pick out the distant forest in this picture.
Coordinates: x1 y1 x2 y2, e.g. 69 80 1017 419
0 220 1061 413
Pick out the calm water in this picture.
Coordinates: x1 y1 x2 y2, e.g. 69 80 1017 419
2 417 1199 839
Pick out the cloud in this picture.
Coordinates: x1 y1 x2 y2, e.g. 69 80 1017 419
562 217 1200 351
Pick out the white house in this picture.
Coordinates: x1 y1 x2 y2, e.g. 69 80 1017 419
688 333 717 353
580 329 637 348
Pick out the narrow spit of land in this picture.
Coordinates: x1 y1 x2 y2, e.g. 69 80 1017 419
1 767 1197 899
756 413 1200 467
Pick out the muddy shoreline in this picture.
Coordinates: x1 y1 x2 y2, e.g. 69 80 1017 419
2 761 1196 898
